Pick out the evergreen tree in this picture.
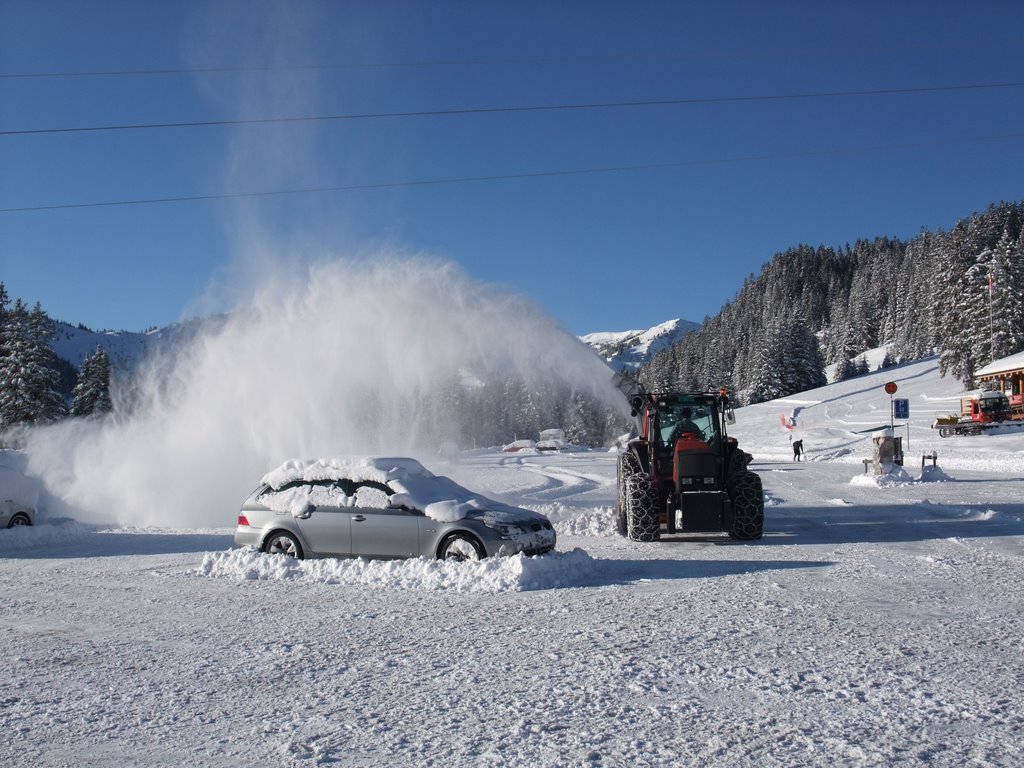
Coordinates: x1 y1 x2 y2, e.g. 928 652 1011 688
26 302 69 422
986 227 1024 359
834 357 857 382
784 320 827 392
72 346 113 417
0 299 34 427
0 300 69 427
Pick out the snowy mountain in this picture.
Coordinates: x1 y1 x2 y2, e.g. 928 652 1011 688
51 315 697 378
49 317 221 371
50 323 157 370
579 318 699 372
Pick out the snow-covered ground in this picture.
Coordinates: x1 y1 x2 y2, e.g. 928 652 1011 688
3 355 1024 766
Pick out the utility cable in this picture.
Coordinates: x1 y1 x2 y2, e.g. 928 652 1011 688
2 132 1022 214
2 39 1021 79
2 81 1023 137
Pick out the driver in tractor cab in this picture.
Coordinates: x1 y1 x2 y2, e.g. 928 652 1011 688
672 407 704 442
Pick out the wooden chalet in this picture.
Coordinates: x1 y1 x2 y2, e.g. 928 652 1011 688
976 351 1024 408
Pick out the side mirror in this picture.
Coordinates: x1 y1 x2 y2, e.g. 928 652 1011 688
725 409 736 425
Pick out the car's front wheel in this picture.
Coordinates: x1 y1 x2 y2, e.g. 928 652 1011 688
264 530 303 559
7 513 31 528
439 532 484 562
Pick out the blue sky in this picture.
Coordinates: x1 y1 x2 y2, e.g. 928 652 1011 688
2 1 1023 335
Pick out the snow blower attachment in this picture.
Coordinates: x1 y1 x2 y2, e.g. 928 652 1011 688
615 386 764 541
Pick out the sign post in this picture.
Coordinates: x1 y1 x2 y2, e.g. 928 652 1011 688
893 398 909 420
893 396 910 451
884 381 898 432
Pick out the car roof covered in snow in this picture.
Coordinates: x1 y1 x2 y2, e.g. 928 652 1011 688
260 456 540 523
262 456 429 489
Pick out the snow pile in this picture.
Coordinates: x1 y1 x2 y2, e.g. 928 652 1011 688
547 506 620 537
197 546 598 592
850 464 914 487
920 464 953 482
261 456 426 489
0 520 94 552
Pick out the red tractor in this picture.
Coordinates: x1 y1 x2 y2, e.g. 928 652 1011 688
616 389 763 541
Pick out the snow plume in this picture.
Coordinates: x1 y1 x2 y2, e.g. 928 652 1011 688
25 258 623 527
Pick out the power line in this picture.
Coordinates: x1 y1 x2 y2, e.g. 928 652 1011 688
2 81 1023 137
2 39 1021 79
3 132 1022 214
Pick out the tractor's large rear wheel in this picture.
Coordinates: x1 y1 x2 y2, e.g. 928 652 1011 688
618 451 660 542
727 470 764 540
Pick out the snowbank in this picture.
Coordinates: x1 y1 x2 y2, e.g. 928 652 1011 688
0 519 94 552
197 546 599 592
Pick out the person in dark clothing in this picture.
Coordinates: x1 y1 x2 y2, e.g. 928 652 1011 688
792 439 804 461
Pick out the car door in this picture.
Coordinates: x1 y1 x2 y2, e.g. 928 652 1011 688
349 482 421 558
291 503 352 556
277 481 354 557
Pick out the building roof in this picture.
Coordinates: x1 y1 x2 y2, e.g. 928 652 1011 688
976 350 1024 378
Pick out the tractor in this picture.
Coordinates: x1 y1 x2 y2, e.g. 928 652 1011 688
616 388 764 541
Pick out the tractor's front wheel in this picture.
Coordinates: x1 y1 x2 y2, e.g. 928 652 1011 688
618 452 659 542
727 470 764 540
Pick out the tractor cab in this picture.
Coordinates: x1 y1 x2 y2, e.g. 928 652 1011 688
641 394 724 475
642 394 730 532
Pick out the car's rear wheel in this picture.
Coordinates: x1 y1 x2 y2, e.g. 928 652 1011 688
439 533 484 562
7 513 31 528
264 530 303 559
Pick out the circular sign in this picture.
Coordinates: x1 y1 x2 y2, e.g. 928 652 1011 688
884 382 898 395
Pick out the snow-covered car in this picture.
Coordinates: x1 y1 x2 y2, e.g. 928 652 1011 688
0 465 37 528
235 456 556 561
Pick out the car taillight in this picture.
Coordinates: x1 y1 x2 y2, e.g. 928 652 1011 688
238 513 250 527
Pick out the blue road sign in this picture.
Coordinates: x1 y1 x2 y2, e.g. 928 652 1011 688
893 398 910 420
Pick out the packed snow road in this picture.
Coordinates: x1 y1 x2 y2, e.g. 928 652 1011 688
2 451 1024 767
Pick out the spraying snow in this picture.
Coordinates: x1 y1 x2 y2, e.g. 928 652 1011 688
25 257 624 527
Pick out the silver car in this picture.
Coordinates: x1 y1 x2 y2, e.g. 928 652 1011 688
1 499 34 528
234 456 556 561
0 465 36 528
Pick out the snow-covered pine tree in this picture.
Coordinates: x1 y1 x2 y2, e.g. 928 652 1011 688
71 345 113 417
744 320 787 404
0 299 34 427
784 319 827 393
26 302 69 422
986 227 1024 360
834 357 857 382
937 217 989 388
